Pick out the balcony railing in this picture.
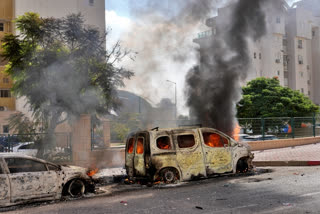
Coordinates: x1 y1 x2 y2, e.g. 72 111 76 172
197 30 213 39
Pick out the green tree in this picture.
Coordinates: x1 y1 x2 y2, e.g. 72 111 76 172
2 13 133 154
111 113 143 143
237 77 319 118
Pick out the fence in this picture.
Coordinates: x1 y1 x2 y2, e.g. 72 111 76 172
0 132 72 162
238 117 320 140
91 116 320 149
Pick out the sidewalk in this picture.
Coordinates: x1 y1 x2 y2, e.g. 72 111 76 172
253 142 320 166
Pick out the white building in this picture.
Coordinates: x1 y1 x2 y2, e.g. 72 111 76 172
195 0 320 105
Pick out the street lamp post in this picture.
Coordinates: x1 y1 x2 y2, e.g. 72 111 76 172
166 80 177 119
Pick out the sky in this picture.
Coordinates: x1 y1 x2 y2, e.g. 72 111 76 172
104 0 302 114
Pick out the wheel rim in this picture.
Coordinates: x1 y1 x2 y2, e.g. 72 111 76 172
164 170 175 183
68 179 85 197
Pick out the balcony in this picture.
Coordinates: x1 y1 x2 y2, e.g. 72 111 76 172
197 30 213 39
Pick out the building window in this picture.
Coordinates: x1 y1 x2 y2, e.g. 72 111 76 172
277 71 280 76
3 125 9 133
283 39 287 46
89 0 94 6
3 78 9 84
259 53 262 59
301 88 304 93
254 52 256 59
313 30 316 37
0 90 11 98
308 80 311 85
298 40 303 49
308 91 311 96
0 23 4 32
300 72 304 77
276 17 281 24
298 55 303 64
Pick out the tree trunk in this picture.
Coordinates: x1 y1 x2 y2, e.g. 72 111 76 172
37 114 59 158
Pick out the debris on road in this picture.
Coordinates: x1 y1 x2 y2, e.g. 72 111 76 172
120 201 128 206
195 206 204 210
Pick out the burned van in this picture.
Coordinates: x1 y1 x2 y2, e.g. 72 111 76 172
125 127 254 183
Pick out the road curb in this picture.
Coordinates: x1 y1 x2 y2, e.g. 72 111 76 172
253 161 320 167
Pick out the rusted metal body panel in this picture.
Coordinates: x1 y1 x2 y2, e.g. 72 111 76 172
0 159 10 207
0 154 94 208
125 127 254 182
174 130 206 180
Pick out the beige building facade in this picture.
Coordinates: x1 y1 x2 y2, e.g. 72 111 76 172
0 0 105 134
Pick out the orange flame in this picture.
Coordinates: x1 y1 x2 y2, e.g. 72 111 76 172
232 123 241 141
136 138 144 154
87 168 99 177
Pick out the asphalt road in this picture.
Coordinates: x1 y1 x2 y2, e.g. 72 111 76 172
3 167 320 214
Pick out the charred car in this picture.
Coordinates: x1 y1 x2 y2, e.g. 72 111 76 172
0 154 95 207
125 127 254 183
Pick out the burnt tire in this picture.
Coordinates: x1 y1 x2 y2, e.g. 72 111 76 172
161 168 178 183
67 179 86 198
236 159 248 173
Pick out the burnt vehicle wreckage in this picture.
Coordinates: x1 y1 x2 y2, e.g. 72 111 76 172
0 154 97 207
125 127 254 184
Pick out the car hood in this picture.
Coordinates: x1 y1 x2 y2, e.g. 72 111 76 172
60 165 90 179
239 141 252 151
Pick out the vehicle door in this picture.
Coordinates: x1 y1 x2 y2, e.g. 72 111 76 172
199 129 233 175
5 157 54 202
43 163 61 197
0 158 10 206
125 135 136 178
174 130 206 180
133 133 148 176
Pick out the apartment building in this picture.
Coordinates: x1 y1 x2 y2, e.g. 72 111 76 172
194 0 320 106
0 0 105 133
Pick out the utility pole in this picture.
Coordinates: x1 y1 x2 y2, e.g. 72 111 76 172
166 80 177 119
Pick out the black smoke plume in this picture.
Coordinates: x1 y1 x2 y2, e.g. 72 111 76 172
186 0 267 136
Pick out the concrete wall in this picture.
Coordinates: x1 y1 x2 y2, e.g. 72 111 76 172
70 115 125 168
248 136 320 151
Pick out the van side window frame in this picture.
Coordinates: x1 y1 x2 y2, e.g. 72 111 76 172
156 135 173 150
201 131 230 148
135 137 145 155
127 137 135 154
177 134 196 149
